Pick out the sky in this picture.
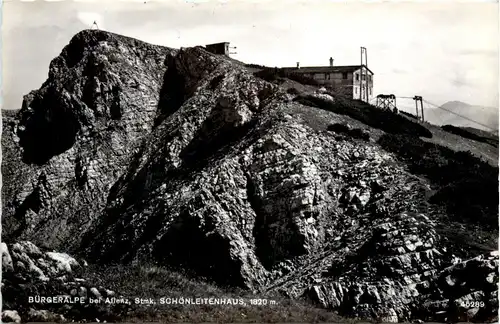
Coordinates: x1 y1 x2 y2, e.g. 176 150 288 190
1 0 499 113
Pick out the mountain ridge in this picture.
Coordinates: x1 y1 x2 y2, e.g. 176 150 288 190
1 29 498 323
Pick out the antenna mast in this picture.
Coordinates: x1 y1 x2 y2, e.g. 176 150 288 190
360 46 368 103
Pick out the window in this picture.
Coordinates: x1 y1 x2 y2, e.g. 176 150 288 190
369 87 372 95
362 74 366 81
342 72 348 80
354 87 357 94
355 73 359 81
325 73 331 80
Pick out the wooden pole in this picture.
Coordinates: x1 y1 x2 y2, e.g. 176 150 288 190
360 47 363 101
414 96 420 119
365 48 368 103
420 99 425 122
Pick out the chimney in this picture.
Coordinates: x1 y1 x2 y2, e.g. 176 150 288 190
297 62 300 69
329 57 334 67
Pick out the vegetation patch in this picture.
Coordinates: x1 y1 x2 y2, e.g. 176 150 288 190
245 63 268 69
295 95 433 138
327 123 370 141
81 264 351 323
253 68 320 86
286 87 301 96
378 133 499 230
441 124 498 147
399 110 419 120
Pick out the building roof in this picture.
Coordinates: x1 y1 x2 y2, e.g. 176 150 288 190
205 42 230 46
281 64 374 75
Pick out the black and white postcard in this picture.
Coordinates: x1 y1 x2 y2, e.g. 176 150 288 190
1 0 498 323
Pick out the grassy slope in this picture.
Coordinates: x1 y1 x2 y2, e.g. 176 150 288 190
384 108 498 165
423 125 497 166
440 124 498 147
82 264 353 323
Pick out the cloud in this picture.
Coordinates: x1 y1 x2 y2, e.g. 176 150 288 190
459 49 498 58
451 77 471 88
391 68 409 75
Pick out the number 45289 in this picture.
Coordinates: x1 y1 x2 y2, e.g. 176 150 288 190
460 301 485 308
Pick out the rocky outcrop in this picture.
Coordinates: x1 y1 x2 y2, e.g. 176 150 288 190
80 46 282 289
2 30 175 250
2 241 84 282
2 29 498 322
1 310 21 324
417 251 499 322
1 241 127 322
305 217 498 322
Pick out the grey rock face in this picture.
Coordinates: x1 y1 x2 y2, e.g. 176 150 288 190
305 213 498 322
2 29 498 322
1 310 21 323
2 241 82 281
2 30 175 251
1 241 127 322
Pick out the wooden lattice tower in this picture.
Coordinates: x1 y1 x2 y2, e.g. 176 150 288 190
376 94 397 111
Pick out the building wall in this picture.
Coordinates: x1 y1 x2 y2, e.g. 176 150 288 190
205 43 229 55
288 67 374 101
352 67 374 102
303 71 355 98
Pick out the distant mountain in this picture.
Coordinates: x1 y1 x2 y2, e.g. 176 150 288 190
424 101 499 132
